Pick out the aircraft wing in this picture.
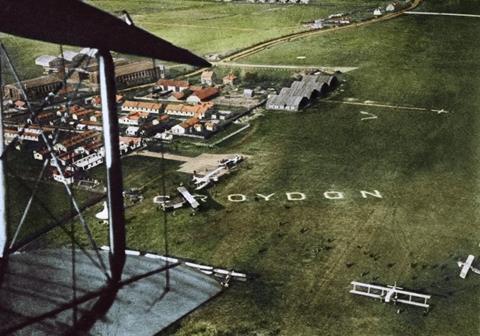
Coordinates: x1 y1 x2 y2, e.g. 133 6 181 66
195 181 210 191
350 281 387 300
177 186 200 209
460 255 475 279
0 0 210 67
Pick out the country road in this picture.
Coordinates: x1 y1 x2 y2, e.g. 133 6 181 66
220 0 423 63
405 11 480 18
182 0 423 78
213 62 358 73
132 0 424 82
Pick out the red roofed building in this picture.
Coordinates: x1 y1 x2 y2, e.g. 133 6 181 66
187 87 220 104
91 95 124 107
14 100 27 110
122 100 163 114
171 117 200 135
157 79 190 92
168 91 186 102
223 73 238 86
164 102 213 119
118 111 150 126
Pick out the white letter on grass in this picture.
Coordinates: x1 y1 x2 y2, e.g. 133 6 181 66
360 190 383 199
324 191 345 200
228 194 247 202
256 193 275 201
286 192 306 201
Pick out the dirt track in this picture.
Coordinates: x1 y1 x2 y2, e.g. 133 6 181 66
221 0 423 62
183 0 423 79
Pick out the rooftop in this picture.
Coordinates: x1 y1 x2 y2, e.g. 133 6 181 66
180 117 200 128
60 50 79 62
223 73 237 81
191 87 220 101
35 55 61 67
5 76 63 89
158 79 190 88
123 100 163 111
201 70 215 79
115 61 162 77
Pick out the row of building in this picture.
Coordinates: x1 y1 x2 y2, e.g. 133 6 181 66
117 99 223 138
200 71 238 87
373 1 409 16
27 126 143 184
154 78 221 104
4 54 165 102
308 1 410 29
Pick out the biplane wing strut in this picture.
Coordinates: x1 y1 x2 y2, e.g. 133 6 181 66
0 0 210 279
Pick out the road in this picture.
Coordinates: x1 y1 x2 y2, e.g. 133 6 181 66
134 150 190 162
219 0 423 63
322 99 449 113
127 1 424 81
181 0 423 78
405 11 480 18
213 62 358 73
88 1 425 88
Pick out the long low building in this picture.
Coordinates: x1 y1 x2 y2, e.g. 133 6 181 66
89 61 166 88
4 76 64 101
122 100 163 114
164 102 213 119
266 74 337 111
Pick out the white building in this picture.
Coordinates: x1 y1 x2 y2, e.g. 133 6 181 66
386 2 402 12
171 124 187 135
244 89 254 98
200 70 216 86
73 149 105 170
122 101 162 114
53 172 75 185
157 79 190 92
118 112 149 126
35 55 65 73
126 126 140 136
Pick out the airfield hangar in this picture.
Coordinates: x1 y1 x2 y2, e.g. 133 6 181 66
266 74 337 111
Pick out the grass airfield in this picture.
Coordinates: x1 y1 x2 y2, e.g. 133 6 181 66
162 4 480 335
3 0 480 335
104 7 480 335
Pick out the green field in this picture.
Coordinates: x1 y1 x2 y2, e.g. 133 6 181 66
3 0 480 335
57 10 480 335
89 0 379 56
162 6 479 336
1 0 381 80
